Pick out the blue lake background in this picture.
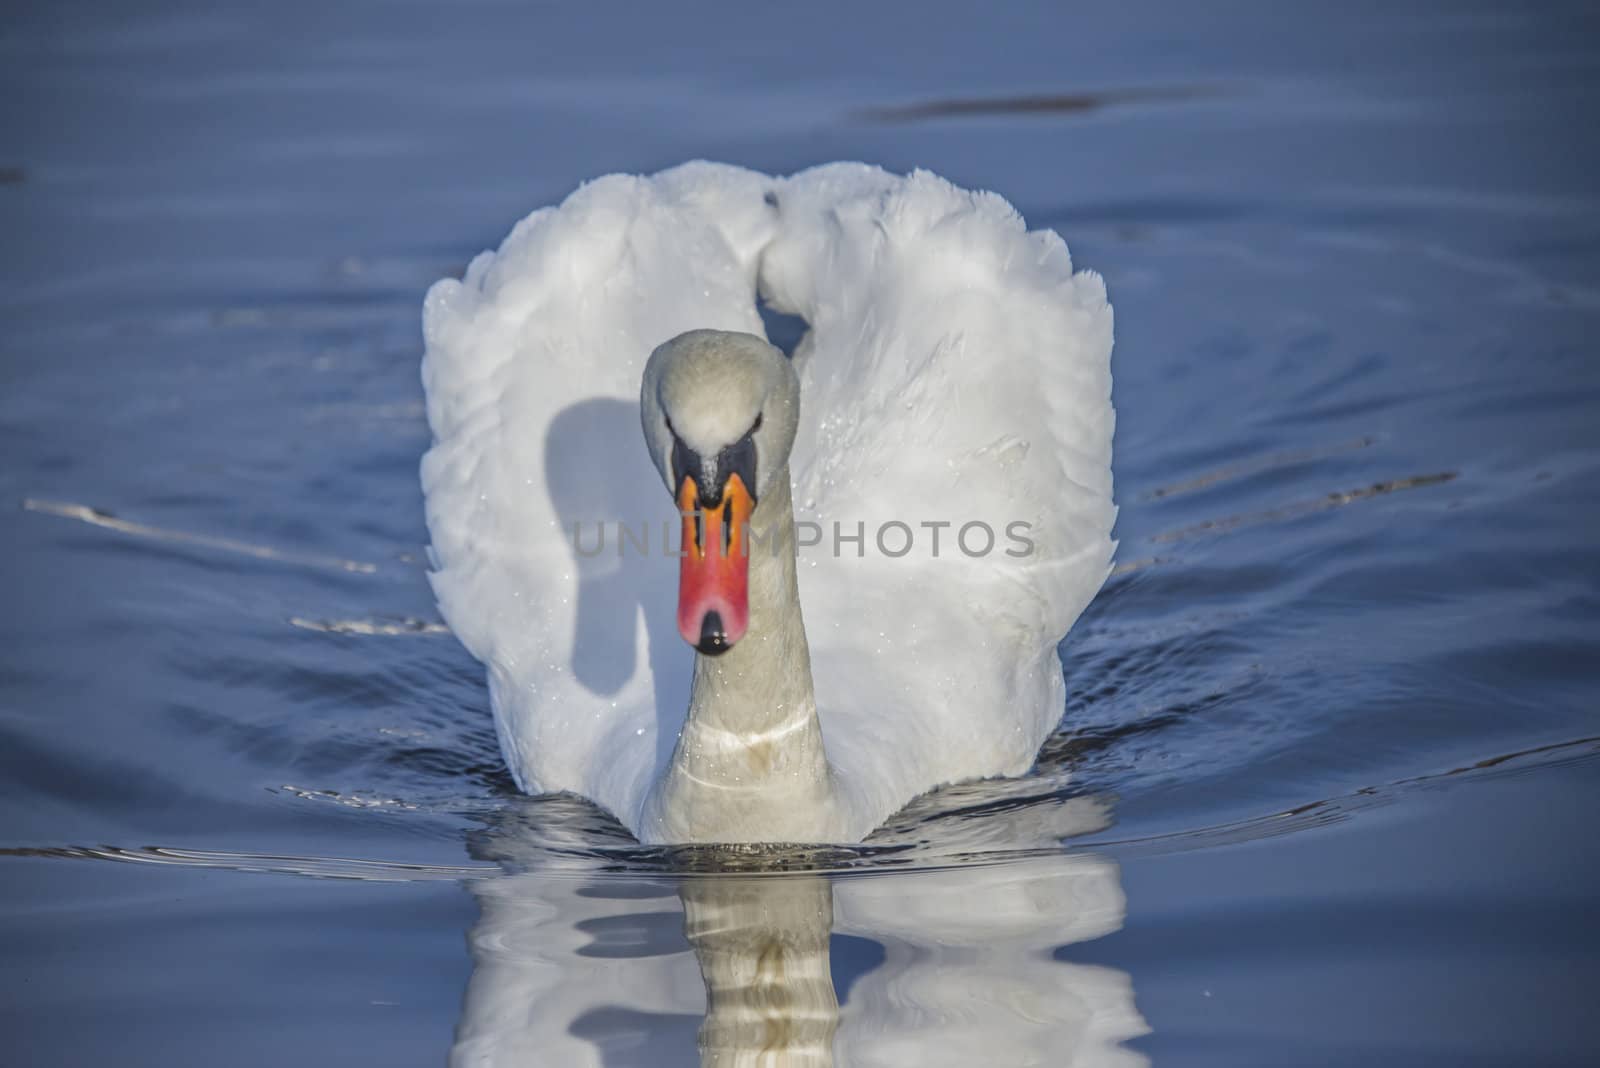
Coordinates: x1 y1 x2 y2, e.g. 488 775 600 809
2 1 1597 1064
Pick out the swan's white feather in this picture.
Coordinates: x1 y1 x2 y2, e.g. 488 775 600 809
761 164 1117 832
421 161 1114 840
422 162 774 823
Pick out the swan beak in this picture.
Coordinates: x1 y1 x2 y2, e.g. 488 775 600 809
677 472 753 655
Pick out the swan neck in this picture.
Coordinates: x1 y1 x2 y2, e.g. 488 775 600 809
688 471 816 735
650 469 837 842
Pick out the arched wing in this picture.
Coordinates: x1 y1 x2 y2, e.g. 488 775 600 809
760 165 1117 830
421 163 775 826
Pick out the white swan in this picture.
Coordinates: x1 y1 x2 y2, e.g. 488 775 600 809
421 162 1115 843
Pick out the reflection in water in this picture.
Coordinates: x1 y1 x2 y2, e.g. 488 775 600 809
453 797 1147 1066
683 877 838 1066
833 858 1142 1067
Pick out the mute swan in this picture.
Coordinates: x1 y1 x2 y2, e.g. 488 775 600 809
421 162 1115 843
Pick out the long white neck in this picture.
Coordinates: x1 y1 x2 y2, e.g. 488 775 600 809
644 470 840 843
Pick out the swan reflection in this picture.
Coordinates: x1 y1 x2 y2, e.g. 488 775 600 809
683 875 838 1066
452 796 1147 1066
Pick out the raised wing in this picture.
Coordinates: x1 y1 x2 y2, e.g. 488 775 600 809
421 163 775 825
760 165 1117 831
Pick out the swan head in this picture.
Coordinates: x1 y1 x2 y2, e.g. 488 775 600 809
641 329 799 656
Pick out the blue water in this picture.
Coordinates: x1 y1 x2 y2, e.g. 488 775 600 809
3 1 1598 1064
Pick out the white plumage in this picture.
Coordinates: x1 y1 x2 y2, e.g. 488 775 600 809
421 161 1115 843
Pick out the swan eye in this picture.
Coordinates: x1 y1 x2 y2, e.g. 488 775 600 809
748 413 763 436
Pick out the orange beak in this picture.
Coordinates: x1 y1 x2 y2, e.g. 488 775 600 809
677 473 753 655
